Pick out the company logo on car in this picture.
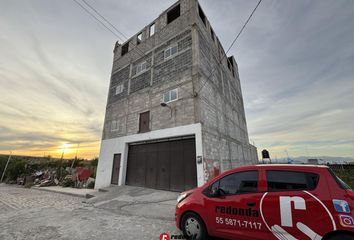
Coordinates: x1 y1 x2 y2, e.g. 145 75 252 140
333 199 350 213
160 233 170 240
340 215 354 228
260 191 336 239
215 206 259 217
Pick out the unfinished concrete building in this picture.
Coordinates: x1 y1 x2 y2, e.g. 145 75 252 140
95 0 258 191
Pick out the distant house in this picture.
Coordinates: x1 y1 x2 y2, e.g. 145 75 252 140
308 159 319 165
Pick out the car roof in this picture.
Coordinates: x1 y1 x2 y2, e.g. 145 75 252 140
218 164 329 177
201 164 330 187
255 164 329 168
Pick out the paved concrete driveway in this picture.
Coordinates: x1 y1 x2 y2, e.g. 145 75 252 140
0 184 182 240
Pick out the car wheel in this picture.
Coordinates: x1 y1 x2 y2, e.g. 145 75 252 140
181 212 207 240
327 233 354 240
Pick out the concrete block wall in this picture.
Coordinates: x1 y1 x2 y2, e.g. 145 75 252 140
103 26 196 140
153 30 192 85
103 80 196 140
193 3 258 180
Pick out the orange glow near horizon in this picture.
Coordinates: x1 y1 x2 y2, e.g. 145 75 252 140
0 141 100 160
57 143 74 155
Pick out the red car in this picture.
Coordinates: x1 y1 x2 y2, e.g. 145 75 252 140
175 164 354 240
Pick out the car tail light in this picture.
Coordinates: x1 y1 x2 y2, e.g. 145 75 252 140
346 189 354 201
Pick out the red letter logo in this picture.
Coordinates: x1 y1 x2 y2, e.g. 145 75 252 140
160 233 170 240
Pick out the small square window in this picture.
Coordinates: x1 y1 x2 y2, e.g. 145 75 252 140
149 23 155 36
164 45 178 60
135 61 147 75
163 89 178 103
115 84 124 95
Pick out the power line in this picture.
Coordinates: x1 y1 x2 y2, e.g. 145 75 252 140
72 0 122 40
80 0 128 41
72 0 146 58
196 0 262 95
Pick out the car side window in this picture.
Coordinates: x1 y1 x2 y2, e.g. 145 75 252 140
266 170 319 192
212 171 258 196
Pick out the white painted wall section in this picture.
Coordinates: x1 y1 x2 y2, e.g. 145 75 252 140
95 123 204 190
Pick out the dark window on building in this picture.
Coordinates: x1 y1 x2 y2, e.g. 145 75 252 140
227 60 232 71
228 57 234 67
210 171 258 195
139 111 150 133
210 28 215 41
121 42 129 56
198 4 206 25
137 33 142 45
167 4 180 24
228 57 236 77
266 170 320 192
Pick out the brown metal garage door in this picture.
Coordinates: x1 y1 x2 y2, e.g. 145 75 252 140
125 138 197 192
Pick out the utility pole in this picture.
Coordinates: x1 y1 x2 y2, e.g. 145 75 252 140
1 151 12 183
285 150 291 163
59 148 65 180
71 143 80 169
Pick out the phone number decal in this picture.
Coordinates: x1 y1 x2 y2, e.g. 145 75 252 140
216 217 262 230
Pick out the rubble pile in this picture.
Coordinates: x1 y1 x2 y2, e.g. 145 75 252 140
17 167 95 189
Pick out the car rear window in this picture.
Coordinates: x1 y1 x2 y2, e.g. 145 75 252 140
328 168 351 190
266 170 319 192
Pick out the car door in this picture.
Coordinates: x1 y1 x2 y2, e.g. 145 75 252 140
204 170 270 240
261 169 335 240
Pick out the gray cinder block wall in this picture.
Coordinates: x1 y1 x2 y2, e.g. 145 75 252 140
99 0 258 185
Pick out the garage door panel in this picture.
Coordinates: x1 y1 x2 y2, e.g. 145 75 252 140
156 141 170 190
135 144 147 187
126 145 137 186
145 143 158 189
183 139 197 190
170 140 185 191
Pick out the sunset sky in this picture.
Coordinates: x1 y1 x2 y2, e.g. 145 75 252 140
0 0 353 160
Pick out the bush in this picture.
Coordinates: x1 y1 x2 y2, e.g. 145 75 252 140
334 168 354 189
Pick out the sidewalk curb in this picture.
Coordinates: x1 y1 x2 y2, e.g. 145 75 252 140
31 186 96 199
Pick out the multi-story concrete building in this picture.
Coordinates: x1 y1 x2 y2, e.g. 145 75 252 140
95 0 258 191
